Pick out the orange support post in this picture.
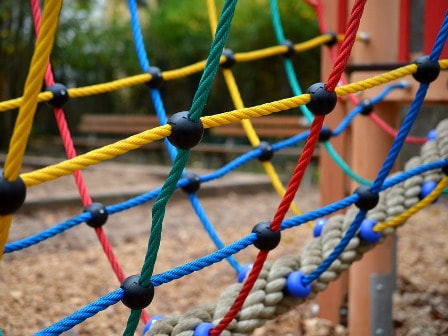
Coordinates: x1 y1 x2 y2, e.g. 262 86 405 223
347 0 400 335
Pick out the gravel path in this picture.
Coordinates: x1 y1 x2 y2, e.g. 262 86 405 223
0 163 446 335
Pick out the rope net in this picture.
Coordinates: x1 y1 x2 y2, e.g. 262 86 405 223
0 0 447 335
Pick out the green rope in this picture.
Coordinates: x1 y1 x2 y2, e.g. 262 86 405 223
322 142 372 185
123 309 142 336
189 0 238 122
123 0 239 334
269 0 372 186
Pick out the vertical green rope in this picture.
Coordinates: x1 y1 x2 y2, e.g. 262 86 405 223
189 0 238 122
123 0 239 334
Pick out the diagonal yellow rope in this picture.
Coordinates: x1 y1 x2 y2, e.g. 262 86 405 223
0 0 62 261
207 0 305 217
374 177 448 232
19 60 448 188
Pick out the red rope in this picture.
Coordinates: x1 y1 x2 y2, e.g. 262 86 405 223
210 116 325 335
325 0 367 92
313 0 427 144
29 0 149 325
270 117 324 231
369 113 426 144
209 251 268 336
210 1 368 332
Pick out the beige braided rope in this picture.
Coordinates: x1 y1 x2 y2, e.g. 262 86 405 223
146 118 448 336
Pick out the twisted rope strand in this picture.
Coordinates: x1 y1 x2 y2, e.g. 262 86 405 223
210 1 368 331
0 0 62 262
19 60 448 189
124 1 240 334
128 0 239 273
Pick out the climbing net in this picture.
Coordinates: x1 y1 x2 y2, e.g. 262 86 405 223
0 0 447 335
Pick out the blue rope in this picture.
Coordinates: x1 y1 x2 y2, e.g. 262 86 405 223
331 105 363 136
36 289 124 335
6 154 446 255
188 192 241 272
332 83 407 136
381 159 447 189
32 10 448 333
149 159 448 287
151 233 256 286
271 131 310 152
128 0 241 272
4 213 91 253
371 84 429 193
303 14 448 285
34 158 447 334
128 0 177 161
151 159 447 287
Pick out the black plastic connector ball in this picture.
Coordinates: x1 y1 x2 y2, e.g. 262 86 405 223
324 32 338 47
412 56 440 84
146 66 163 88
167 111 204 149
442 159 448 176
354 185 379 211
47 83 69 108
359 99 374 116
221 48 236 68
306 82 337 116
84 202 108 228
181 171 201 193
282 40 295 58
120 274 154 310
257 141 274 161
0 172 26 216
318 127 333 142
252 221 281 251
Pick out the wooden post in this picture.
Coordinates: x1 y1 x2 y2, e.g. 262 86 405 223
347 0 400 334
317 0 349 325
319 0 448 333
348 104 399 335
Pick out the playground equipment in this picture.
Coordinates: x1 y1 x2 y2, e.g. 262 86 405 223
0 0 447 335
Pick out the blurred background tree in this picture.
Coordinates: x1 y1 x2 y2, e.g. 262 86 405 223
0 0 319 151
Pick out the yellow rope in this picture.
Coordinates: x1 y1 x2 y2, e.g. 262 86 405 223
0 0 62 261
19 61 448 188
21 125 171 187
0 34 355 113
69 73 151 98
374 177 448 232
207 0 305 218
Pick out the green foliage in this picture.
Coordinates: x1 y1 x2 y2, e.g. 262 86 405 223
142 0 319 123
0 0 320 149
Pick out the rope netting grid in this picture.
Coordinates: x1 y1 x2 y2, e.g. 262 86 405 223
29 0 151 324
0 0 446 335
307 0 428 145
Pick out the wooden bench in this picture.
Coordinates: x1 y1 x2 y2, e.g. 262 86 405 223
77 114 313 166
211 115 309 138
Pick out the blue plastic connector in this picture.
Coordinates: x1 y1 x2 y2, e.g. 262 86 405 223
143 315 163 334
194 322 215 336
359 218 381 243
237 263 253 283
420 180 438 203
427 129 437 141
286 271 311 298
313 218 328 238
